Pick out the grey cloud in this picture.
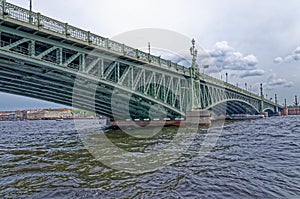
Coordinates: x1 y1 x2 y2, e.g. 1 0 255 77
274 46 300 63
206 68 221 75
239 69 265 78
294 47 300 54
284 82 294 88
274 57 283 63
201 41 259 71
149 49 192 67
175 57 192 67
197 41 265 79
264 73 294 90
156 41 262 79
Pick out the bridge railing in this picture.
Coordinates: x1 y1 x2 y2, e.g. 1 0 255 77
199 72 277 106
199 72 250 96
0 0 191 75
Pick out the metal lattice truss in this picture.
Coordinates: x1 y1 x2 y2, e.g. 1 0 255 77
0 0 281 120
191 80 276 115
0 26 191 119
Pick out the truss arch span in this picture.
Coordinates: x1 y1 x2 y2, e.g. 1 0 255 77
205 99 260 115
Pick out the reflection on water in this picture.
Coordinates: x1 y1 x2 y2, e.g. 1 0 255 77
0 116 300 198
76 119 221 174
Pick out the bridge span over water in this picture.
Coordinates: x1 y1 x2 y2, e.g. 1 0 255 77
0 0 282 121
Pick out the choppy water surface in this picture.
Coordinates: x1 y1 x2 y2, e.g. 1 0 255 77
0 116 300 198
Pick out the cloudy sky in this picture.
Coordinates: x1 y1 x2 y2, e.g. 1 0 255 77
1 0 300 110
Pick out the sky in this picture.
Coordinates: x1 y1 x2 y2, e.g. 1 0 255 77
1 0 300 110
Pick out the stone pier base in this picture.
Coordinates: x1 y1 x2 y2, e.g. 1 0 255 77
185 109 211 127
275 112 282 116
282 108 288 116
261 112 269 118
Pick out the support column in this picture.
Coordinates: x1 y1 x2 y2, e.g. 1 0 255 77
185 109 211 127
274 94 278 113
282 98 288 116
56 48 63 65
190 78 195 111
29 0 33 24
79 54 86 72
99 59 104 78
260 83 264 113
185 39 210 126
189 38 198 111
274 94 281 116
29 40 35 57
259 83 269 117
2 0 7 17
295 96 300 115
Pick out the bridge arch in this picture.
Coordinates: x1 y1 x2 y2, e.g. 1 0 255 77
262 108 275 116
205 99 260 115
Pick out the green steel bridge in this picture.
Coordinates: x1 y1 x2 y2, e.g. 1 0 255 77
0 0 282 121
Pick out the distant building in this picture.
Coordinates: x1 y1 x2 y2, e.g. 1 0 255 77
26 109 73 120
8 113 16 120
0 108 96 121
43 109 73 119
0 111 9 121
0 110 23 121
26 110 45 120
288 107 300 115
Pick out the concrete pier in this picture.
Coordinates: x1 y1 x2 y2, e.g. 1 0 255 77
282 107 289 116
185 109 211 126
105 110 212 129
261 112 269 118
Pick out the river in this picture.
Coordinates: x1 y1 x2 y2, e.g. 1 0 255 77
0 116 300 198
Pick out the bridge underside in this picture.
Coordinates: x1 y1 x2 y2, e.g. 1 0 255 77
0 55 274 119
207 101 260 116
0 52 279 119
0 58 181 121
263 108 276 116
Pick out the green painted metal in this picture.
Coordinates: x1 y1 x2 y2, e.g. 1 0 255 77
0 0 282 120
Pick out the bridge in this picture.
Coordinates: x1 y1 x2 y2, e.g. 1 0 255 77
0 0 282 122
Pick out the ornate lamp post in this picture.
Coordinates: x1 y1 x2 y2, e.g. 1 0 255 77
225 72 228 83
29 0 33 24
2 0 7 16
148 42 151 54
260 83 263 98
190 39 198 79
189 39 199 110
259 83 264 113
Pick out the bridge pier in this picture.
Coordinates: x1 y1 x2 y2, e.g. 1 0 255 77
261 112 269 118
104 109 212 130
274 94 281 116
282 108 289 116
276 112 282 116
185 109 211 127
282 99 288 116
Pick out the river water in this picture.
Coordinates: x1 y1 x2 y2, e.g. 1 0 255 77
0 116 300 198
